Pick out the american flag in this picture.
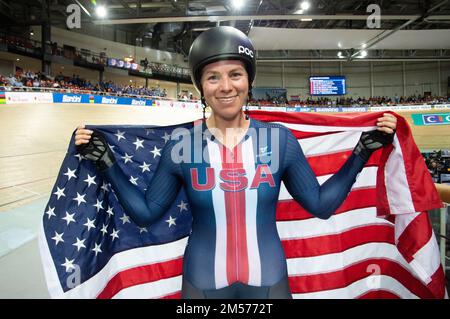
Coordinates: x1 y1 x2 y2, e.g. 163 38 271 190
39 111 446 299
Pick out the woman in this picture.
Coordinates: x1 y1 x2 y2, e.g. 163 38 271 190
75 26 397 299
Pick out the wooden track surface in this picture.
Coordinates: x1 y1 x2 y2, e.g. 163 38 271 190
0 103 448 212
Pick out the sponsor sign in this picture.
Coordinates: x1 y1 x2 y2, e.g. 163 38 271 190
6 92 53 104
411 113 450 126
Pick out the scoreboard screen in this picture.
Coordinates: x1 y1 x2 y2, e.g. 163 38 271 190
309 76 346 95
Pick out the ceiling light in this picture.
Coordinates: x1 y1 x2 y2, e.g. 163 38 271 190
300 1 310 11
232 0 244 10
301 18 312 21
359 50 368 58
96 5 107 18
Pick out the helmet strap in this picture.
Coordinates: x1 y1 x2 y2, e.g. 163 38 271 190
245 86 253 120
201 95 207 122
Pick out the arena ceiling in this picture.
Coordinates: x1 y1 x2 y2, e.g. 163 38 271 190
2 0 450 60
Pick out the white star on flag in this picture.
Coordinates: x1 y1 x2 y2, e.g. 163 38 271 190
83 218 96 231
110 229 120 241
139 162 151 173
62 211 76 226
146 128 155 135
129 176 138 185
115 130 125 141
74 153 83 162
45 206 56 219
53 187 66 200
92 243 102 256
61 258 76 272
162 132 171 143
100 223 109 236
106 206 114 217
73 237 86 252
133 138 145 150
138 227 148 234
122 153 134 164
150 146 162 158
83 174 97 187
177 200 188 212
51 231 64 246
73 192 87 206
119 214 131 224
64 168 77 180
108 143 116 153
166 215 177 227
101 182 109 192
93 199 104 212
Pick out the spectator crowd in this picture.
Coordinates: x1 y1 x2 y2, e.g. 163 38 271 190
0 70 168 98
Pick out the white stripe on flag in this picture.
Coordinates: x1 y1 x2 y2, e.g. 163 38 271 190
299 131 361 156
409 234 441 285
286 243 415 277
111 275 182 299
292 275 419 299
278 166 378 201
272 122 377 133
384 135 416 214
276 207 392 240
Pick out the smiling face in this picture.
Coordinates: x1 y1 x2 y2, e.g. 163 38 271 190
200 60 249 121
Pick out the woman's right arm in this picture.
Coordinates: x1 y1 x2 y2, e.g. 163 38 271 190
75 126 182 227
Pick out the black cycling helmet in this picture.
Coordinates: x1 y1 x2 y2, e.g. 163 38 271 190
188 26 256 94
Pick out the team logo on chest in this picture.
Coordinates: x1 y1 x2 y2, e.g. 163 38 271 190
190 164 275 192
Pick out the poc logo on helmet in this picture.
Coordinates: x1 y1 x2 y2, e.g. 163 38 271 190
238 45 254 58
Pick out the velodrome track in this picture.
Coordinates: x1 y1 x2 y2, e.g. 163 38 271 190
0 102 448 298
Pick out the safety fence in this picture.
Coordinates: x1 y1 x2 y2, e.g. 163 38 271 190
1 88 450 112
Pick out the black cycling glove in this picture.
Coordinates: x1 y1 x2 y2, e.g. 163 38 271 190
76 130 116 171
353 130 395 162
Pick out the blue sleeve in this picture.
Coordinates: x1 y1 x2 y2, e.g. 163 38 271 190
101 141 182 227
281 128 366 219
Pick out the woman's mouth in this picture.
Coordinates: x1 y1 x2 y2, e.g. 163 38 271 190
216 96 238 104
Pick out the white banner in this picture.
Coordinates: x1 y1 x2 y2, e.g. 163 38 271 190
433 104 450 110
5 92 53 104
370 105 432 112
154 99 202 110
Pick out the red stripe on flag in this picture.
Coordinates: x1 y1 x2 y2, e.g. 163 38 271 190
357 290 401 299
250 110 384 128
282 224 394 258
291 130 341 140
306 150 382 176
288 258 435 299
276 188 377 221
97 257 183 299
427 265 446 299
160 291 182 299
396 212 432 262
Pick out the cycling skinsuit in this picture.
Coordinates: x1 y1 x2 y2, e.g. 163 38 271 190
101 118 367 298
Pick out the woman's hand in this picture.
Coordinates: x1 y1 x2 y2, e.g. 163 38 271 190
376 113 397 134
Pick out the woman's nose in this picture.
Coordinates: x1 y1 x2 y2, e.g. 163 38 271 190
219 76 232 92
